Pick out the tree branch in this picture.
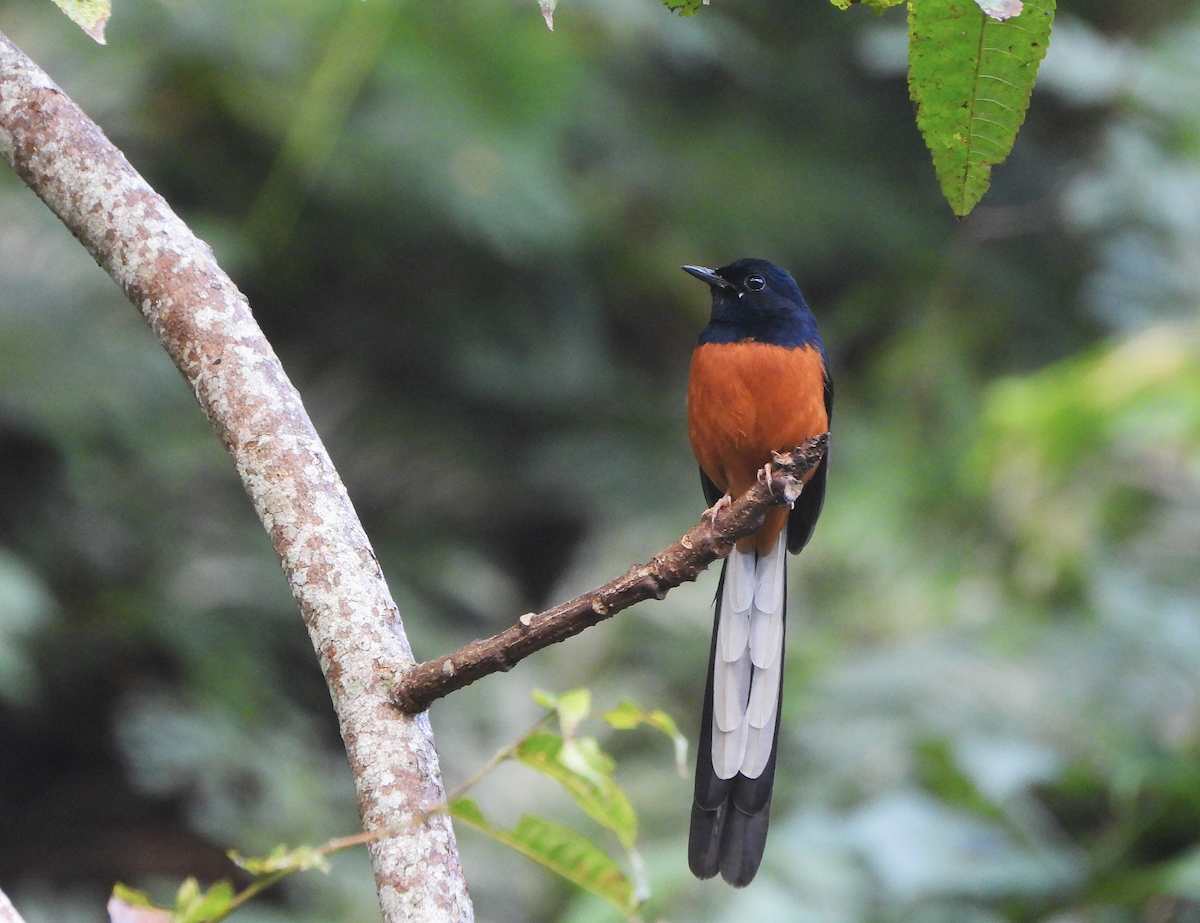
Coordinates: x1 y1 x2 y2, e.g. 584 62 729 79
393 435 829 714
0 32 472 923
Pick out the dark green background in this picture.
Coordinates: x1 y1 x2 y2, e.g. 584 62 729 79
2 0 1200 920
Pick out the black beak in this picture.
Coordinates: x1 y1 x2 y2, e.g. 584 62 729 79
682 265 734 290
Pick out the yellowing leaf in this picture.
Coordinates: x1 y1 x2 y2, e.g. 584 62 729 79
108 886 171 923
601 698 689 777
228 844 330 876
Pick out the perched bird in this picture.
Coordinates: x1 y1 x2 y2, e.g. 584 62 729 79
683 258 831 887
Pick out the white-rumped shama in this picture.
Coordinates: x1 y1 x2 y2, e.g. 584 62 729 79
683 258 831 887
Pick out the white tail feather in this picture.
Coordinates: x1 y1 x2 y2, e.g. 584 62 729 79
713 708 750 780
713 644 751 733
750 532 786 670
753 530 786 613
746 656 781 729
711 530 788 783
741 720 774 779
727 548 756 615
718 602 750 664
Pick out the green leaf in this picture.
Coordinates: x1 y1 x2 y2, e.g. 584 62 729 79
49 0 111 44
915 738 1006 823
449 798 638 915
228 844 331 876
110 886 161 910
660 0 704 17
532 687 592 737
907 0 1055 216
108 885 172 923
516 731 638 849
172 878 235 923
828 0 906 12
601 699 689 777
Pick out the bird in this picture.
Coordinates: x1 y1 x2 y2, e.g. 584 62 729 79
682 258 831 887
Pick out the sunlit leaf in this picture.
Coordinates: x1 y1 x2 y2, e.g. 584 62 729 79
533 687 591 737
908 0 1055 216
601 698 689 777
108 886 171 923
449 798 638 914
228 844 330 876
49 0 110 43
516 731 637 849
172 878 235 923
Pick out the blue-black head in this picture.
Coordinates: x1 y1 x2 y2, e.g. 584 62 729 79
683 258 823 351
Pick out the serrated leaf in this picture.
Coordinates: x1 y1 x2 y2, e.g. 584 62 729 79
516 731 637 849
601 699 689 777
172 879 235 923
908 0 1055 216
449 798 637 914
228 844 330 876
661 0 704 17
532 687 591 737
49 0 110 43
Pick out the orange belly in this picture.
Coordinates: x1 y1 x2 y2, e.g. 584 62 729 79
688 341 829 553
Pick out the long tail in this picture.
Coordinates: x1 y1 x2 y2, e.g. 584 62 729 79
688 529 787 887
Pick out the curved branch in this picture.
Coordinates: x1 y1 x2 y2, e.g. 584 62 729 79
0 32 472 923
393 435 829 714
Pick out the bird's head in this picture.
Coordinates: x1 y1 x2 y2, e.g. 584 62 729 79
683 258 819 348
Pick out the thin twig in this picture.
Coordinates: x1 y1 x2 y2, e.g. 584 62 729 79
392 435 829 714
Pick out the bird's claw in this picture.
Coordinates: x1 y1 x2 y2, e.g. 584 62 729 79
706 494 733 522
761 458 798 507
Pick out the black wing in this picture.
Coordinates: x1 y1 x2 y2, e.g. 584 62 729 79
787 369 832 554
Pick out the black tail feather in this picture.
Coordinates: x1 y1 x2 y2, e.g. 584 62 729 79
687 561 786 887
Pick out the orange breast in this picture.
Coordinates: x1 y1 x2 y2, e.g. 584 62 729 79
688 341 828 553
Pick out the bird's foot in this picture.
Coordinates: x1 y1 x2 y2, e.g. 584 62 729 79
706 494 733 523
761 459 797 507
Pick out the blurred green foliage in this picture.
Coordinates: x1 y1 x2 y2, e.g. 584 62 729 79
3 0 1200 922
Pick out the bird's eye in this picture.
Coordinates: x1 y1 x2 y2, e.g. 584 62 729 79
746 276 766 292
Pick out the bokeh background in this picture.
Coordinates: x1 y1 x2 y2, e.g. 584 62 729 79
2 0 1200 920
